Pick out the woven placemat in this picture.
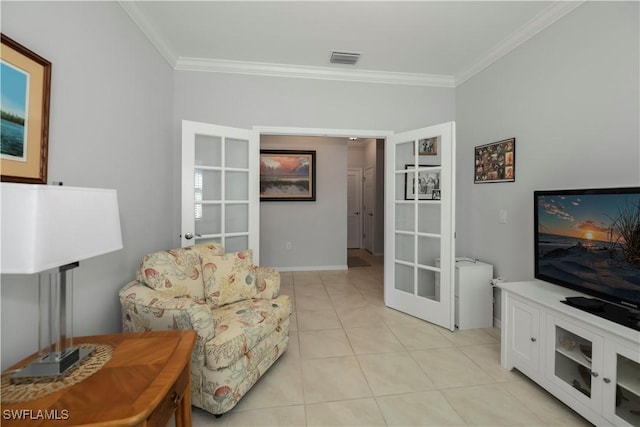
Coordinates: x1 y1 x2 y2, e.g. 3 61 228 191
1 343 113 403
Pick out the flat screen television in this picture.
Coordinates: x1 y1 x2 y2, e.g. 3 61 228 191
534 187 640 312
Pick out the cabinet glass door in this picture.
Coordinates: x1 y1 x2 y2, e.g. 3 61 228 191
547 316 604 412
604 344 640 426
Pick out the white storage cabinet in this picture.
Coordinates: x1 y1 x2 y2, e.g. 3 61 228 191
498 280 640 426
437 258 494 329
454 259 493 329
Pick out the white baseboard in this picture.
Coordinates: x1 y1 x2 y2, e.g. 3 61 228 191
274 265 348 272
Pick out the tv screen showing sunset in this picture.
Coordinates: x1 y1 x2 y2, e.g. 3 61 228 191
536 191 640 304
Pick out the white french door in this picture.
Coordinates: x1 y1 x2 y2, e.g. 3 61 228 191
181 120 260 262
384 121 456 330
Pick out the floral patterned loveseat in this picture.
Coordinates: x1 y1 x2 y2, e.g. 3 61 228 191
119 243 291 415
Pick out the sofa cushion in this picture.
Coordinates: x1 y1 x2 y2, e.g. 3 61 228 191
137 243 224 299
254 266 281 299
204 295 291 370
192 242 225 257
138 247 202 298
202 249 258 308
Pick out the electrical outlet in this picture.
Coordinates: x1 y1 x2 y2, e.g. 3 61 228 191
499 209 508 224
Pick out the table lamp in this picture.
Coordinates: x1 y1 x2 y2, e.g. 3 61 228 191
1 183 123 380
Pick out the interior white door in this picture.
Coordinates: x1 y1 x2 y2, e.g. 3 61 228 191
384 121 456 330
363 167 375 253
347 169 362 248
181 120 260 262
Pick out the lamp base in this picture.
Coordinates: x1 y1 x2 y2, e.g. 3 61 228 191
11 347 93 382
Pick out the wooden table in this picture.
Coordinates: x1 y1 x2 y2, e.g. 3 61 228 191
1 330 196 426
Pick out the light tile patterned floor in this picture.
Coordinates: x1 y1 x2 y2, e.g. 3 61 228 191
183 250 592 426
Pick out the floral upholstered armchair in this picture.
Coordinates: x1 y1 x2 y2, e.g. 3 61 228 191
119 243 291 415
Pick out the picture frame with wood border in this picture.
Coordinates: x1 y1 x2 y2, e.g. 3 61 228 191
1 34 51 184
260 150 316 201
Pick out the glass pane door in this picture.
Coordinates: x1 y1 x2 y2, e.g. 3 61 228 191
182 121 259 261
385 122 455 330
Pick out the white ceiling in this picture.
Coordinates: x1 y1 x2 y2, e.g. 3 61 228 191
119 1 584 87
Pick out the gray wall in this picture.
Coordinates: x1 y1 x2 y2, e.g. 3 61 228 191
347 143 366 169
173 72 455 132
261 135 348 269
173 71 455 265
1 2 174 369
455 2 640 321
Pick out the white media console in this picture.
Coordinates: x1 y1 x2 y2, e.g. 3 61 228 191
498 280 640 426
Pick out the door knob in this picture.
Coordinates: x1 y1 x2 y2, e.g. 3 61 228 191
184 232 194 240
368 213 374 216
531 337 537 342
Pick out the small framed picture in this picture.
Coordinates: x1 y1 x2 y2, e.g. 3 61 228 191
418 136 438 156
474 138 515 183
405 165 440 200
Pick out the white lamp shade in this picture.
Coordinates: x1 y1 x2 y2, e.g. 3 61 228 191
1 183 123 274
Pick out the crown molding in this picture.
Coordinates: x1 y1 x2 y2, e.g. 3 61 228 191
253 126 393 138
118 1 178 67
175 57 456 88
121 0 583 88
455 1 585 86
120 0 454 88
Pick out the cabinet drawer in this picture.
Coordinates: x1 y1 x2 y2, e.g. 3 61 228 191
147 364 189 426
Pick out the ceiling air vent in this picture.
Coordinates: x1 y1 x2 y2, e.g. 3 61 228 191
330 51 360 65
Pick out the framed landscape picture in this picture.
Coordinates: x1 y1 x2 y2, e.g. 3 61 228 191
1 34 51 184
405 164 440 200
260 150 316 201
474 138 515 183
